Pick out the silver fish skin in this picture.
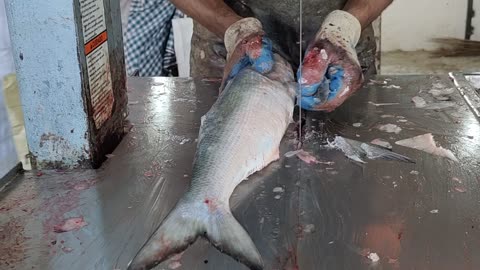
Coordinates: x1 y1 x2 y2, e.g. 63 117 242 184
127 54 296 270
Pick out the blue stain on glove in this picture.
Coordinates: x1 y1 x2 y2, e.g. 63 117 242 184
297 65 345 110
250 37 274 73
326 65 344 101
227 57 250 82
227 37 274 81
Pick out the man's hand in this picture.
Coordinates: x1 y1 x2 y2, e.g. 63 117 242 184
220 18 274 90
297 10 363 111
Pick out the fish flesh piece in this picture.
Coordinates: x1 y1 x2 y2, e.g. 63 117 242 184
395 133 458 162
412 96 427 108
127 54 296 270
377 124 402 134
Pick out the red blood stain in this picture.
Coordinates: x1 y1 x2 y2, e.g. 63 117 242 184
397 232 403 240
36 171 43 177
64 178 97 191
0 183 37 214
244 35 263 59
300 47 330 84
41 190 81 238
1 176 95 266
286 248 299 270
0 218 27 268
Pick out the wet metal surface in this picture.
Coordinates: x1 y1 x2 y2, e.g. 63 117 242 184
1 75 480 270
451 72 480 119
465 73 480 90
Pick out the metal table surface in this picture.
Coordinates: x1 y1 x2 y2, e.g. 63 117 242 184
1 75 480 270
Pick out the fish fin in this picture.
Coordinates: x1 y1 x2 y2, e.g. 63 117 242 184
360 143 415 163
332 136 414 164
346 154 366 163
127 202 263 270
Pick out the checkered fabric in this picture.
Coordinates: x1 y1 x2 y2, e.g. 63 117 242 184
125 0 184 76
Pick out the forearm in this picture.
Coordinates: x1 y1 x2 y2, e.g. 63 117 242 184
170 0 242 37
343 0 393 29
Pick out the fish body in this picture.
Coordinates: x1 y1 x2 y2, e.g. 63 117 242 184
128 54 296 270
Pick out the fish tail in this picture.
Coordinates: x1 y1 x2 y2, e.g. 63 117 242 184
205 204 264 270
127 203 199 270
127 201 263 270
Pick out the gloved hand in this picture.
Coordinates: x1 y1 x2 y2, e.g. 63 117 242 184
297 10 363 111
220 17 274 90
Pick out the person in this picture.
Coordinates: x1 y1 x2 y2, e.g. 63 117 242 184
0 0 30 174
170 0 392 111
123 0 185 76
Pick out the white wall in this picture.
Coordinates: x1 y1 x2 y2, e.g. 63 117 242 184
382 0 468 51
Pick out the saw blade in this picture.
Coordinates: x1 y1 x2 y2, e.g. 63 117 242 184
297 0 303 148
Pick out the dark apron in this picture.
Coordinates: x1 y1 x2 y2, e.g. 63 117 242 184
190 0 377 78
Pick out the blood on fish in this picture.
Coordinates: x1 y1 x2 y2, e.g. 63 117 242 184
203 198 218 212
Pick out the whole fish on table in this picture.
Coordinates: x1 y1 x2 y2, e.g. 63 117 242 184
127 54 297 270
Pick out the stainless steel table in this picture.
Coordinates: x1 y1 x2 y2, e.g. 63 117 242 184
1 75 479 270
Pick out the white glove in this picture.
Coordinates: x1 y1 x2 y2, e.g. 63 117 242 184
220 17 274 90
297 10 363 111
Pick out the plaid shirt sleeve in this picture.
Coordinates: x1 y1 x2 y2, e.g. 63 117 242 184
125 0 184 77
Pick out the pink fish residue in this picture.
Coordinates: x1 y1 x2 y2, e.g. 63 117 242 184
296 150 320 164
53 217 88 233
72 179 97 191
62 247 73 253
284 150 333 165
168 261 182 269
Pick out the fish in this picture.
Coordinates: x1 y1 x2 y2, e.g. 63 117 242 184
127 54 296 270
